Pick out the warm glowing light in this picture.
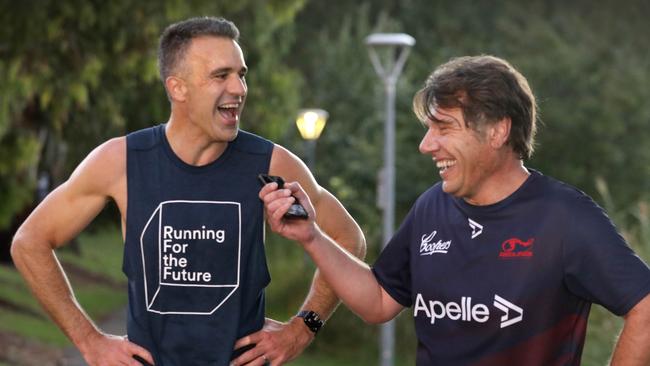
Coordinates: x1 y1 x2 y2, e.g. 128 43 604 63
296 109 328 140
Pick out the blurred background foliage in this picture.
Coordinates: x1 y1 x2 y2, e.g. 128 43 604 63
1 0 649 364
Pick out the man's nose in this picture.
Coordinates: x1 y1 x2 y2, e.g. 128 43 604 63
228 76 247 96
419 129 440 154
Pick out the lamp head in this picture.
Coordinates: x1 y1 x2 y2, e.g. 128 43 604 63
296 109 328 140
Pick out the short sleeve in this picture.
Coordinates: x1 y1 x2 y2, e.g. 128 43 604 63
372 207 416 307
563 194 650 315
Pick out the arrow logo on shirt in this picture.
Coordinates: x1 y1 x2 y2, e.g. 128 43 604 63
493 294 523 328
468 218 483 239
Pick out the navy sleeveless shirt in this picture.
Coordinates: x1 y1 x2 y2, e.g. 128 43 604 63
123 124 273 365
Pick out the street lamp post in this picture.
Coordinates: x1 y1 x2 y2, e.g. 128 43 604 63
365 33 415 366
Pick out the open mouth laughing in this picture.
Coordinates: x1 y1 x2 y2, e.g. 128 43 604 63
436 159 457 175
216 102 241 123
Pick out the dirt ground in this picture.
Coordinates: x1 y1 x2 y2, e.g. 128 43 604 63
0 307 127 366
0 331 64 366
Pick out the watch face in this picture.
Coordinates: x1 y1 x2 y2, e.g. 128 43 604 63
307 312 320 322
300 311 323 333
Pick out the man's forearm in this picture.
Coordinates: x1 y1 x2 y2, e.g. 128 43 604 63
300 229 392 324
11 237 101 351
296 229 366 321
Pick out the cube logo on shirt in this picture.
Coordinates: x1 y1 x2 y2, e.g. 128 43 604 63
139 200 241 315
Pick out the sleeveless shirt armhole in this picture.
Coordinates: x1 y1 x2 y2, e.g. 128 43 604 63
127 125 163 151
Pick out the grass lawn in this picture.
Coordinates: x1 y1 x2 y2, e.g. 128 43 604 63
0 227 127 346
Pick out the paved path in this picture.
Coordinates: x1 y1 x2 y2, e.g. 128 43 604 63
60 307 127 365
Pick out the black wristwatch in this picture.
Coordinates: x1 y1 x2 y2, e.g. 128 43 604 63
297 310 323 334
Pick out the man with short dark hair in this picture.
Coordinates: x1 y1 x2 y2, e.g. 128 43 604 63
260 55 650 365
11 17 365 366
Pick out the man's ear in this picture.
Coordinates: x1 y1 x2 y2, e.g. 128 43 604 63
489 117 511 148
166 76 187 102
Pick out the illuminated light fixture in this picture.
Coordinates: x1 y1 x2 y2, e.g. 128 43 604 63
296 109 328 140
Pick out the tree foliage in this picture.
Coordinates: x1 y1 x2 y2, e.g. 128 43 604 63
0 0 305 229
288 0 650 238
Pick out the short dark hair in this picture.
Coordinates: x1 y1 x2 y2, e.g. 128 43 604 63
413 55 537 160
158 17 240 82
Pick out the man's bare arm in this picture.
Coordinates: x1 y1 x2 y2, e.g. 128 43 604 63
270 145 367 320
610 293 650 365
233 145 367 366
261 178 404 323
11 138 154 366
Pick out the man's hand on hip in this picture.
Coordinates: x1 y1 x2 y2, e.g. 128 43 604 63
80 332 155 366
232 317 314 366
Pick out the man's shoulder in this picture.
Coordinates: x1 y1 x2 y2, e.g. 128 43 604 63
86 136 126 165
126 125 162 151
526 170 601 213
420 182 445 200
411 182 446 211
65 136 126 199
529 171 586 200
